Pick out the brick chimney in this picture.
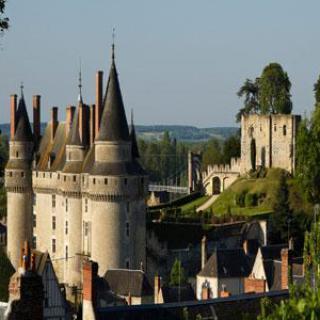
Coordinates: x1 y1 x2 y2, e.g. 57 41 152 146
65 105 75 136
95 70 103 137
32 95 41 144
79 103 89 145
51 107 58 142
89 104 96 145
6 241 44 320
201 284 210 300
154 275 162 304
281 248 291 290
201 236 207 269
10 94 17 139
83 260 98 320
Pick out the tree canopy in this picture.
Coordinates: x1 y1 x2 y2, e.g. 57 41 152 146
169 258 187 286
314 75 320 107
0 0 9 32
236 63 292 121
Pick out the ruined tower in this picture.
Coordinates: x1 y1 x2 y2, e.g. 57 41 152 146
5 92 34 269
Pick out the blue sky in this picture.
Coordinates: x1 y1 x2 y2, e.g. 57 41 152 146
0 0 319 126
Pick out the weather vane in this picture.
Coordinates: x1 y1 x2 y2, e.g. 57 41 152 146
78 58 83 102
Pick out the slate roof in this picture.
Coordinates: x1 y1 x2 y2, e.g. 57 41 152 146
96 57 130 142
69 108 82 146
104 269 152 297
260 244 286 261
89 160 147 176
161 284 196 303
263 260 282 291
198 249 251 278
130 123 140 159
13 96 33 142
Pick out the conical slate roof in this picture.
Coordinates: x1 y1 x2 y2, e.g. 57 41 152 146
130 122 140 158
69 108 82 146
13 95 33 142
96 57 130 142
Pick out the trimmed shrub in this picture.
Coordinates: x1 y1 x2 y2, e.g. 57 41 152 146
245 193 258 207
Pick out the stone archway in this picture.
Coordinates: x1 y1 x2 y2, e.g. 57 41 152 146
212 177 221 195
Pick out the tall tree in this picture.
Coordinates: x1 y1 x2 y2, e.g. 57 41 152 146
169 258 187 286
258 63 292 114
236 78 259 122
0 0 9 32
314 75 320 107
270 171 292 243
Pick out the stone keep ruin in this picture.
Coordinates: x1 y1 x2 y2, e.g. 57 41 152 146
201 114 301 195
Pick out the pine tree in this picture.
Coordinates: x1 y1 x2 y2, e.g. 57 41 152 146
169 258 187 286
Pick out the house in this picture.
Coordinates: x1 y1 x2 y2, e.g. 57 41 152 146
104 269 153 305
154 275 195 304
196 248 252 300
244 245 304 293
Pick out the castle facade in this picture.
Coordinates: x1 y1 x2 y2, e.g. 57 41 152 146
5 48 148 288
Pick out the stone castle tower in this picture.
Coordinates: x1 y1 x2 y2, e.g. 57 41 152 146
5 47 148 288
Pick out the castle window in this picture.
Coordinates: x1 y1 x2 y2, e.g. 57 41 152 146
65 221 68 235
33 214 36 228
126 259 130 269
16 151 19 158
65 246 68 260
283 125 287 136
84 222 89 236
9 171 12 177
64 176 66 182
104 178 108 185
36 172 38 178
93 178 96 185
124 178 128 186
32 236 37 249
43 172 45 178
274 124 277 132
21 172 24 178
126 222 130 238
52 195 56 208
73 175 76 182
58 174 60 180
126 202 130 213
52 238 56 253
52 216 56 230
66 198 68 212
85 198 88 212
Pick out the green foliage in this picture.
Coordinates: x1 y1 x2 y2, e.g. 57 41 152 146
314 75 320 106
0 0 8 32
138 131 188 184
201 133 241 170
0 133 8 177
236 63 292 121
296 107 320 204
245 193 257 207
0 247 15 301
236 78 259 122
269 171 292 243
235 190 247 207
169 259 187 286
258 63 292 114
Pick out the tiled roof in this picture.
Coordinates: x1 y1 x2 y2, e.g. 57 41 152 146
13 96 33 142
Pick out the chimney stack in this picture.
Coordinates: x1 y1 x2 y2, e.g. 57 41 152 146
51 107 58 142
32 95 41 144
65 105 75 136
89 104 96 145
79 103 89 145
281 248 291 290
10 94 17 139
95 71 103 137
154 275 162 304
201 236 207 269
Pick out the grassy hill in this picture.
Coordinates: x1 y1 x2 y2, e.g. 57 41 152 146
206 168 312 217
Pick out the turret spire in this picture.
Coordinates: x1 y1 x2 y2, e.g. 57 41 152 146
20 82 24 98
112 27 115 62
78 59 83 103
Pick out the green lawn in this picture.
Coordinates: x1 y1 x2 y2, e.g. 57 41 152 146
180 195 210 215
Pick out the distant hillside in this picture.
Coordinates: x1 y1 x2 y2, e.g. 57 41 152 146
0 123 238 142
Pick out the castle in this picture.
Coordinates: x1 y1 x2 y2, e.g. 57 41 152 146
5 46 148 289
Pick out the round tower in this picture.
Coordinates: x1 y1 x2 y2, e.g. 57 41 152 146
5 93 34 269
88 49 148 276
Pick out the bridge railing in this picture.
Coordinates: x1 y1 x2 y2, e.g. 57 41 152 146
148 184 189 194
